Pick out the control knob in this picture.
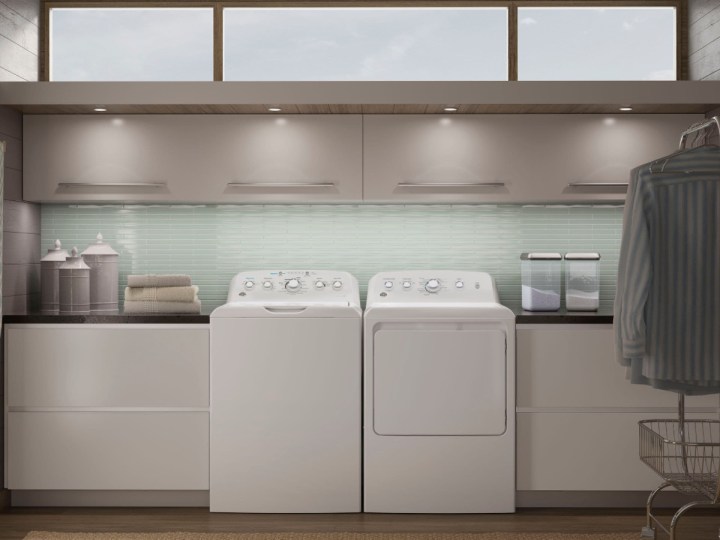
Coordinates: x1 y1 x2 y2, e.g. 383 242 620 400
455 280 464 289
262 281 273 289
402 281 412 289
285 278 301 292
244 280 255 290
315 281 326 289
332 280 343 290
384 281 394 289
425 278 441 293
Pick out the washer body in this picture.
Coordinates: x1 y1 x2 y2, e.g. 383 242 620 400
364 271 516 513
210 270 361 513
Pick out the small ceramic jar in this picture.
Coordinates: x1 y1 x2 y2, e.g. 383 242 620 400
59 247 91 315
41 239 69 314
81 233 119 314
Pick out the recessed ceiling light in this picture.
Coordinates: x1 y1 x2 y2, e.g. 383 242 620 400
443 107 458 112
268 107 282 112
93 107 107 112
619 107 633 112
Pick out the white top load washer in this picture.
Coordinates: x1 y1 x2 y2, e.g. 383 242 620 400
210 270 361 513
364 270 516 513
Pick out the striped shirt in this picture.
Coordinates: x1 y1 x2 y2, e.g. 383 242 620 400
615 145 720 395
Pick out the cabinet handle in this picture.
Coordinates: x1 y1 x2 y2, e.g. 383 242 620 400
226 182 336 189
567 182 629 188
395 182 506 190
58 182 167 189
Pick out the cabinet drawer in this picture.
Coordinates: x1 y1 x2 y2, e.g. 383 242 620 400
6 325 209 408
517 411 708 491
517 326 719 409
7 411 209 490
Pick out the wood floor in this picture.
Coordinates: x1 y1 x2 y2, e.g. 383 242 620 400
0 509 718 540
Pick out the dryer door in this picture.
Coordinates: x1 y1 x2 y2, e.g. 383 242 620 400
373 324 506 436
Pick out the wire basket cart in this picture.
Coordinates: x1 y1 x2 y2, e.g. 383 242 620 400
639 394 720 539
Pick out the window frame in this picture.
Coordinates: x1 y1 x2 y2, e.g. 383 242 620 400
41 0 685 82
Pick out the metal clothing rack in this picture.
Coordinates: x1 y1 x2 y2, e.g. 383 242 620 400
639 117 720 540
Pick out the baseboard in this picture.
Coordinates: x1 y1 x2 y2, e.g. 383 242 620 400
0 489 11 511
11 490 209 507
9 489 699 510
516 490 702 508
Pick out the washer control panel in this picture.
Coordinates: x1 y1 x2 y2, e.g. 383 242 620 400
367 270 498 305
227 270 359 304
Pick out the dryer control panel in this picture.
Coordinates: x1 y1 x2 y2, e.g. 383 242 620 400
366 271 499 305
226 270 360 306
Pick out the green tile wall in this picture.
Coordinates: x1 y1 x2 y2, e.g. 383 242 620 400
41 204 624 312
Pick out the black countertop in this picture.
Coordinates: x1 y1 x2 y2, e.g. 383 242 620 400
3 312 211 324
4 308 613 325
514 307 613 324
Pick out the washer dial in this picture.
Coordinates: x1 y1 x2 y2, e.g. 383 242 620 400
425 278 441 293
285 278 301 292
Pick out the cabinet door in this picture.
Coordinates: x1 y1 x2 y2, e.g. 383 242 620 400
7 325 209 408
516 325 720 409
199 115 362 202
7 411 209 490
24 115 185 203
23 115 363 203
363 114 701 203
517 411 709 491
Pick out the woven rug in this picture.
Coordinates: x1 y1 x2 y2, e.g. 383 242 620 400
23 533 641 540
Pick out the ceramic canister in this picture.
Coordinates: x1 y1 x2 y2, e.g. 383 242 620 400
81 233 119 314
40 239 69 314
59 247 91 315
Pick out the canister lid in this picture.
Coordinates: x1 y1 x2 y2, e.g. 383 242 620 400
565 252 601 260
41 239 69 262
60 247 90 270
521 252 562 260
81 233 118 256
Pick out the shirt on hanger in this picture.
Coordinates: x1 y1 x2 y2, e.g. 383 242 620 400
615 144 720 395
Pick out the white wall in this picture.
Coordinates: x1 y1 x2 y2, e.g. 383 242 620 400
689 0 720 80
0 0 39 81
0 1 41 314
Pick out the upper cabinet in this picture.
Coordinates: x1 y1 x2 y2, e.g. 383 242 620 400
363 114 702 203
25 111 703 204
23 115 363 203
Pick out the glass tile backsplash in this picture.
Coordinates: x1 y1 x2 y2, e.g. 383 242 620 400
41 204 624 311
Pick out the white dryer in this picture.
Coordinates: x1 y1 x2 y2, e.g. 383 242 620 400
210 270 362 513
364 270 516 513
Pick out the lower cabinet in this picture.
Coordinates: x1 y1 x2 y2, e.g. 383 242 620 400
4 324 210 491
516 324 719 492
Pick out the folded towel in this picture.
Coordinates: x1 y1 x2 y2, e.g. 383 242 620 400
125 285 198 303
123 297 201 314
127 274 192 288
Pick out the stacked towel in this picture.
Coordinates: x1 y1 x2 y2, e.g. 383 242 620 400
123 275 201 314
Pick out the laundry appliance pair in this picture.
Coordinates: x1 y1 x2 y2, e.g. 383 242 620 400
210 270 515 514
